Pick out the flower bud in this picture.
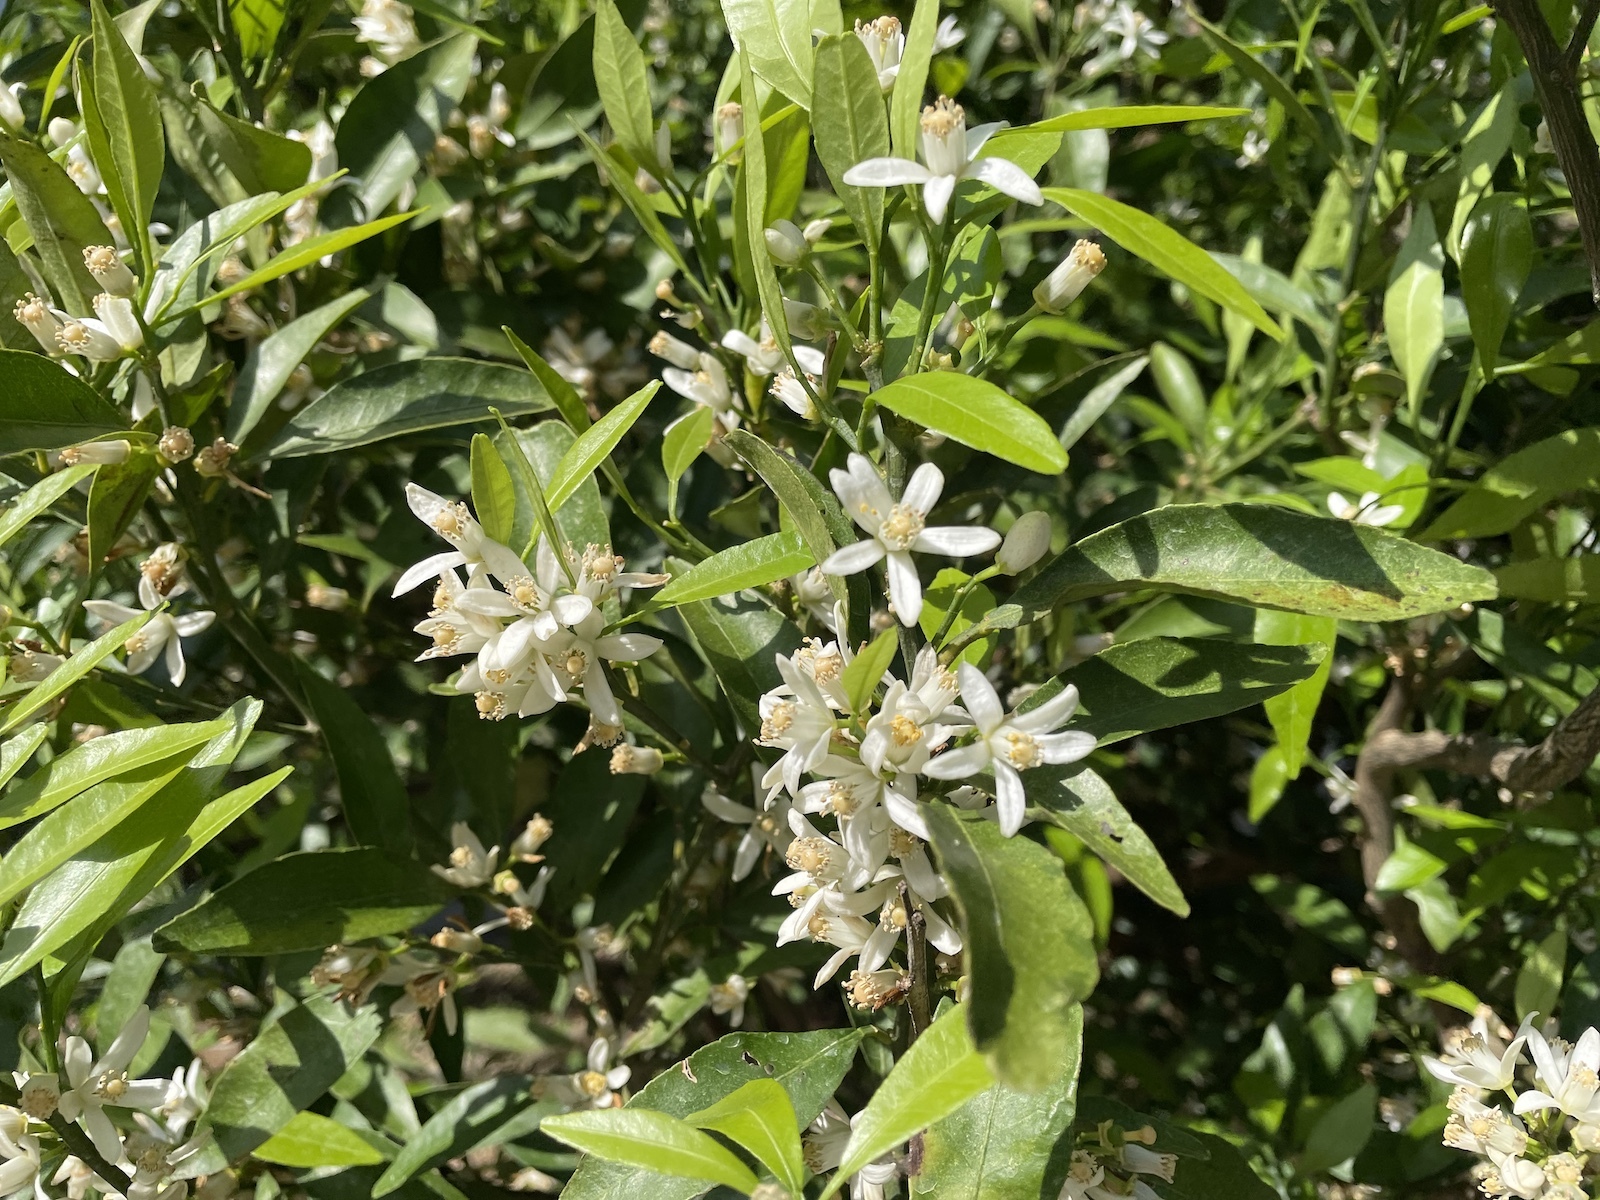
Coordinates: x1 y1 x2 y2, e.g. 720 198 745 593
306 583 350 611
431 927 483 955
769 368 816 420
83 245 136 296
996 511 1051 574
648 330 702 370
610 744 664 776
1033 239 1106 313
56 317 123 361
764 219 809 266
58 439 132 467
47 117 77 147
92 293 143 351
716 102 744 156
512 814 554 861
801 218 832 244
782 297 824 340
158 427 195 464
0 84 22 132
13 292 64 354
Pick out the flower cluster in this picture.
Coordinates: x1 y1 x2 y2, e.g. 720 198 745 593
1427 1009 1600 1198
7 1006 224 1200
396 484 666 728
1058 1121 1179 1199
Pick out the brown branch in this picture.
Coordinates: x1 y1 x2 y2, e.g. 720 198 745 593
1492 0 1600 306
1569 0 1600 72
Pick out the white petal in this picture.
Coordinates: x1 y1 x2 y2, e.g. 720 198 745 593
393 551 468 596
172 610 215 637
584 659 620 726
793 345 826 374
1513 1090 1561 1114
919 741 991 780
1035 730 1097 765
83 599 142 625
814 946 857 987
0 1158 35 1194
721 330 760 358
963 122 1004 159
842 157 933 187
956 663 1004 733
84 1106 123 1163
922 173 957 224
922 903 963 954
885 551 922 626
902 462 945 513
884 790 930 840
965 155 1044 207
821 539 886 576
165 636 186 688
597 633 663 661
1012 684 1081 734
994 762 1027 835
912 525 1001 557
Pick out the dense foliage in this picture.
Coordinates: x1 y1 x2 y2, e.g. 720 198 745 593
0 0 1597 1196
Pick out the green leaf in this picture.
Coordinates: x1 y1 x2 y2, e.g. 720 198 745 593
335 33 477 216
1149 341 1207 434
372 1076 535 1195
576 133 693 279
0 351 128 455
925 808 1097 1091
1211 254 1333 337
1043 188 1283 340
1249 744 1291 822
1383 203 1444 416
0 728 49 795
497 422 610 562
0 465 96 549
1447 88 1517 260
0 717 229 830
562 1027 861 1200
1460 194 1531 371
824 1005 993 1195
1495 555 1600 602
1301 1084 1376 1173
1167 1127 1281 1200
1254 611 1336 777
547 381 659 511
811 33 888 257
85 453 159 571
1373 836 1448 892
195 212 416 312
1012 503 1497 623
1028 104 1250 133
85 0 164 262
721 0 815 107
194 96 312 195
921 569 996 666
593 0 657 170
662 406 714 516
208 995 385 1159
229 289 371 444
1419 428 1600 540
911 1008 1081 1199
0 129 114 312
889 0 938 157
685 1079 805 1195
1058 356 1147 452
296 661 412 854
542 1110 760 1193
871 373 1067 475
652 531 815 609
1188 13 1328 156
231 0 287 63
506 327 591 432
154 847 453 955
737 50 795 363
254 1112 387 1169
678 576 805 735
470 433 518 545
841 629 897 715
1024 765 1188 916
1515 925 1568 1022
262 358 551 459
0 609 153 735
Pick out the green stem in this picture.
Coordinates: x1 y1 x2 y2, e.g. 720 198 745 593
1318 124 1387 439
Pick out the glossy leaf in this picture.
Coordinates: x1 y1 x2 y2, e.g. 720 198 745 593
0 351 128 456
1460 194 1531 370
0 728 49 795
871 373 1067 474
0 465 96 549
1447 87 1516 259
576 132 693 279
593 0 657 170
1025 765 1188 916
737 49 795 363
1419 428 1600 540
1043 189 1282 340
1514 925 1567 1023
721 0 815 107
685 1079 805 1195
824 1005 993 1194
193 97 312 195
1254 612 1336 777
841 629 897 716
86 453 159 570
470 433 518 546
662 406 715 515
506 327 591 432
296 661 412 854
547 381 659 511
1188 13 1328 155
229 289 371 444
209 994 385 1159
889 0 938 157
0 609 153 735
85 0 164 258
543 1109 760 1193
1029 104 1250 132
197 212 416 312
1012 503 1497 623
155 847 454 955
812 33 888 256
0 129 114 312
652 531 814 609
498 421 610 562
925 807 1098 1090
1384 203 1444 415
373 1076 535 1195
1058 355 1147 452
263 358 551 458
253 1112 386 1169
1301 1084 1376 1172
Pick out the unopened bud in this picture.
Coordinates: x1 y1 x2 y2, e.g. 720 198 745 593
610 744 664 776
801 218 832 244
305 583 350 611
0 83 23 132
83 246 136 296
997 511 1051 574
648 330 702 370
764 219 809 266
1033 240 1106 313
431 927 483 955
158 426 195 464
716 102 744 156
59 439 131 467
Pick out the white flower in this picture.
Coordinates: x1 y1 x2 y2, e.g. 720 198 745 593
544 611 662 727
393 484 528 596
84 246 137 296
789 567 838 630
1060 1150 1106 1199
0 1111 41 1200
1514 1024 1600 1119
922 666 1096 835
997 510 1053 574
610 744 664 775
934 15 967 50
58 439 132 468
855 16 904 90
1489 1153 1550 1199
708 975 750 1026
82 596 215 688
466 82 514 157
57 1006 171 1161
1327 490 1404 527
354 0 420 66
716 102 744 155
1034 240 1107 313
158 1059 207 1137
842 96 1042 225
648 330 703 370
702 782 794 881
0 83 23 132
722 321 825 378
57 316 123 361
545 327 616 399
92 293 143 351
770 368 819 420
1422 1011 1529 1092
568 1038 631 1108
510 814 554 862
662 352 734 414
434 821 500 888
821 455 1000 626
805 1100 901 1200
757 653 839 799
1444 1092 1529 1159
1120 1144 1176 1183
12 293 66 354
385 958 467 1034
1085 1 1168 73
